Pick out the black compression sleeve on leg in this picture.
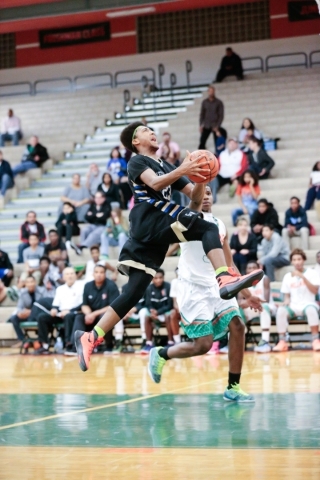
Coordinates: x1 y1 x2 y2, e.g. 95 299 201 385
201 222 222 254
110 268 153 319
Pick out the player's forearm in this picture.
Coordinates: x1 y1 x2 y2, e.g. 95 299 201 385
146 168 184 191
302 277 319 295
189 184 205 211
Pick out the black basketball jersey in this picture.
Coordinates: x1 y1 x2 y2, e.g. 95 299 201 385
127 154 189 205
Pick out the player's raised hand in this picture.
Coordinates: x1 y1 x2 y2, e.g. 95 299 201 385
178 150 210 180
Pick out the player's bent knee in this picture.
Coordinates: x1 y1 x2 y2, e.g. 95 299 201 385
229 316 245 334
193 336 212 355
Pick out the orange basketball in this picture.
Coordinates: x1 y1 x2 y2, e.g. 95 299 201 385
188 150 219 184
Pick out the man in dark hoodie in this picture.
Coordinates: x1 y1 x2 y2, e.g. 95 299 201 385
250 199 282 243
80 191 111 249
282 196 309 250
12 135 49 176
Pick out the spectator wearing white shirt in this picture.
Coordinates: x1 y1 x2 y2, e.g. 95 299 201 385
35 267 84 354
273 249 320 352
156 132 181 166
77 245 117 284
0 109 22 146
304 161 320 211
238 118 261 152
216 138 248 197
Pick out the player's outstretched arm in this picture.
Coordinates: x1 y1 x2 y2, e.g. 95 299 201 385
188 183 205 211
139 151 209 192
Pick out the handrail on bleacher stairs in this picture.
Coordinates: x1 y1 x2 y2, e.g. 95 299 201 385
34 76 73 95
309 50 320 68
0 50 317 98
266 52 308 72
114 68 156 88
74 72 113 90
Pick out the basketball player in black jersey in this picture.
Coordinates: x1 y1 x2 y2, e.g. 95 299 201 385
75 121 263 372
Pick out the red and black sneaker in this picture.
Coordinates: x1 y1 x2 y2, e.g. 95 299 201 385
217 268 264 300
74 330 104 372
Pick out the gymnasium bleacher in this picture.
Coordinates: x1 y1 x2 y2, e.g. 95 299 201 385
0 66 319 343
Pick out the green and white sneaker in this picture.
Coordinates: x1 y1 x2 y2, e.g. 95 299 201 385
254 340 271 353
223 383 255 403
148 347 166 384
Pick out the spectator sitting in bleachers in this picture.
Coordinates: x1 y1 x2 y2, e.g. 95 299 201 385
215 138 248 198
100 208 129 260
17 210 46 263
214 126 227 157
141 269 173 354
9 275 45 347
259 224 290 282
80 191 111 250
215 47 243 83
38 256 61 297
282 196 309 251
230 217 257 274
247 136 275 179
273 248 320 352
156 132 181 166
67 264 119 355
85 163 103 197
0 150 14 198
78 245 117 283
121 281 148 354
238 118 262 151
169 267 181 344
238 261 276 353
231 170 260 226
44 229 68 276
304 161 320 211
97 172 121 208
250 199 282 243
60 173 91 223
55 202 80 254
18 233 44 287
12 135 49 177
35 267 84 355
0 109 22 147
107 148 127 184
0 247 14 287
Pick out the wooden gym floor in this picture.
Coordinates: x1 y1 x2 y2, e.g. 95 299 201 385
0 350 319 480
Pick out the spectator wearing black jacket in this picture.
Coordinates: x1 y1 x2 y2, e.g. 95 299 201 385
80 191 111 249
68 264 119 354
142 269 173 353
247 136 275 179
230 217 257 274
0 150 14 197
250 199 282 243
12 135 49 177
282 197 309 250
97 173 121 207
0 248 13 286
17 211 46 263
215 47 243 83
56 202 80 252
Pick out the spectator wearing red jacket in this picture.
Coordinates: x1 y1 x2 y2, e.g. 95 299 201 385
216 138 248 198
18 211 46 263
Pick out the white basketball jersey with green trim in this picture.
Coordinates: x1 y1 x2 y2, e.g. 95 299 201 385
178 212 226 287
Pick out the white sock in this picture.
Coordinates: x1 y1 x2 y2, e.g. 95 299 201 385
43 343 49 349
115 334 123 341
262 331 270 342
141 333 146 340
173 334 181 343
146 340 153 345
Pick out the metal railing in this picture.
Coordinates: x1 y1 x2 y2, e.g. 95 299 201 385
74 72 113 90
0 81 33 97
114 68 156 88
34 77 73 95
242 56 264 73
266 52 308 72
309 50 320 68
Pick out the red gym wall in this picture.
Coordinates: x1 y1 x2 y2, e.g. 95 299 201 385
0 0 319 68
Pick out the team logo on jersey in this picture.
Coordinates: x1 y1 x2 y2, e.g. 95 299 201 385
102 293 107 299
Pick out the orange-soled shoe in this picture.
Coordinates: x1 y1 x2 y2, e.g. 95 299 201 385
272 340 289 352
74 330 103 372
217 268 264 300
312 338 320 351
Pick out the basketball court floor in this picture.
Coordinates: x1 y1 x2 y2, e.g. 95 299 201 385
0 350 319 479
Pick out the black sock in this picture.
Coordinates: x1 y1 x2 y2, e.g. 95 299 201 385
228 372 241 389
158 346 171 361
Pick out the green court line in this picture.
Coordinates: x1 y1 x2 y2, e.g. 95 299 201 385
0 377 226 432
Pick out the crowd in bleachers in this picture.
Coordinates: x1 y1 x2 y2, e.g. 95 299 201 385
1 77 320 355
